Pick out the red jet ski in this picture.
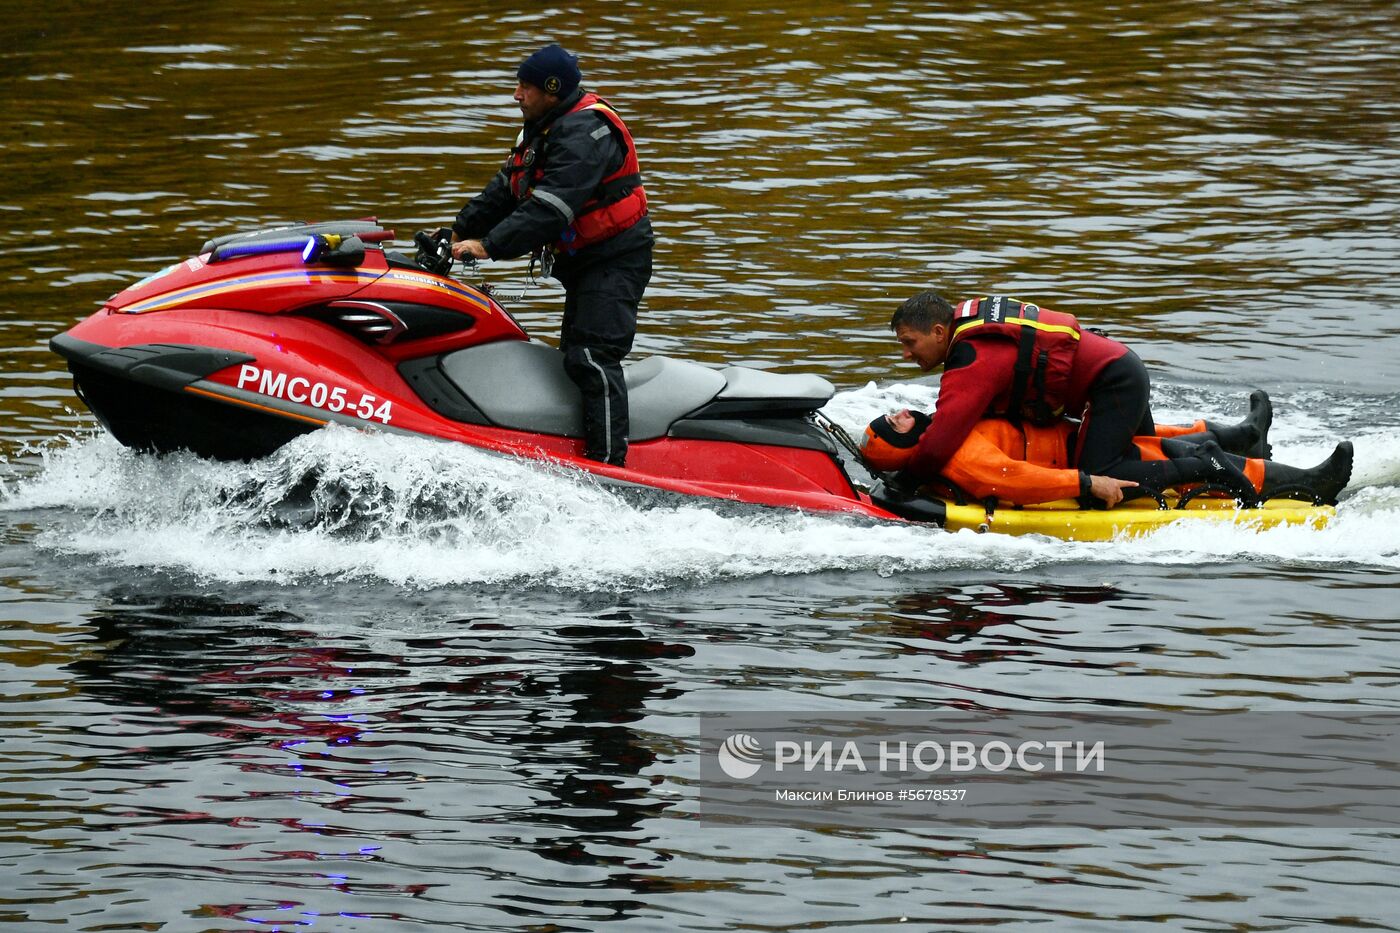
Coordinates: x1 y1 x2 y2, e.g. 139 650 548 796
50 220 898 521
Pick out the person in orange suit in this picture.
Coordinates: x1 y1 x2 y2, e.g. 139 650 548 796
862 408 1352 508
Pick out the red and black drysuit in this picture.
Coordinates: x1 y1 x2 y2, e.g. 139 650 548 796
904 296 1202 500
454 88 653 465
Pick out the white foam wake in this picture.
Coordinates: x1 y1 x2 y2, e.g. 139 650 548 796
3 383 1397 591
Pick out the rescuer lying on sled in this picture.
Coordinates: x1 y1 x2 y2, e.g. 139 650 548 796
861 395 1353 509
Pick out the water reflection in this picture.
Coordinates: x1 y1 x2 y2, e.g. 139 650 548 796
58 592 696 927
4 0 1399 406
883 582 1122 643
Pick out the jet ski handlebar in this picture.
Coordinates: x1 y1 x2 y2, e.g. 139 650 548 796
414 228 456 277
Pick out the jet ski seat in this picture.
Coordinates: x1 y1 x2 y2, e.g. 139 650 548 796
438 341 727 440
702 366 834 417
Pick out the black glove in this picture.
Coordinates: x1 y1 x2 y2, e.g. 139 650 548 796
868 474 947 524
883 469 922 500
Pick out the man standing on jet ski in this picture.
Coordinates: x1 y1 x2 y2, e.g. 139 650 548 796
450 44 653 466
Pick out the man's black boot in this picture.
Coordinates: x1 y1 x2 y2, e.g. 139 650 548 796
1260 441 1353 505
1205 389 1272 459
1196 439 1260 505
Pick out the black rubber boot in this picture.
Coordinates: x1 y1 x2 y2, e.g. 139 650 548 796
1194 439 1259 505
1112 441 1253 506
1260 441 1354 505
1205 389 1273 460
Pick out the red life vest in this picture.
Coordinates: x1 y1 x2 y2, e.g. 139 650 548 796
950 296 1083 426
506 92 648 254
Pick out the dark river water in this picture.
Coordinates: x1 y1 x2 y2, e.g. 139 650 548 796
4 2 1400 930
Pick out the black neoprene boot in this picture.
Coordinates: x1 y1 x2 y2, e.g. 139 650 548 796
1259 441 1354 505
1194 439 1259 504
1205 389 1273 460
1114 439 1257 506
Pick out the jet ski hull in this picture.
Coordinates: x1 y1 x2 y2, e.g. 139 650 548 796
62 345 316 460
52 310 892 521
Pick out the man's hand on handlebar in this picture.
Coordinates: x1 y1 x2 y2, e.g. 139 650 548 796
452 239 488 261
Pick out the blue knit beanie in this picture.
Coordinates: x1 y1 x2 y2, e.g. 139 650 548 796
516 44 581 97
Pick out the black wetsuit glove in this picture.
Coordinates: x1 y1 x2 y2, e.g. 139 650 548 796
884 469 922 500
